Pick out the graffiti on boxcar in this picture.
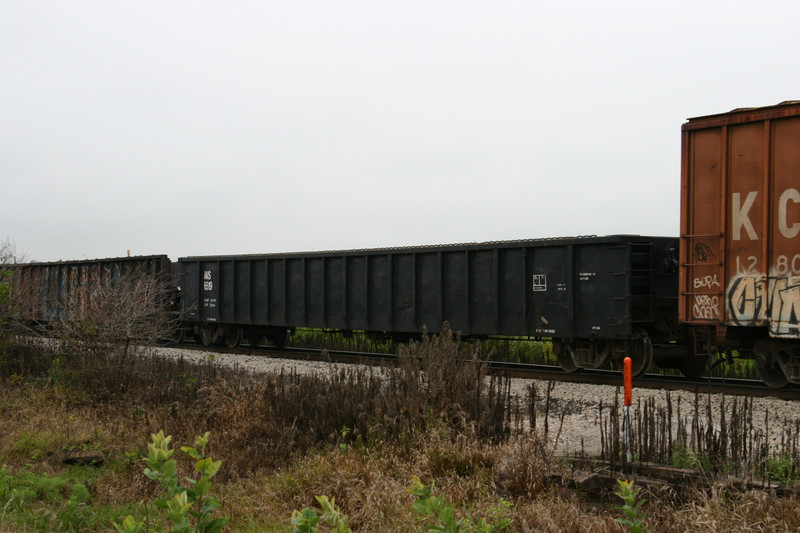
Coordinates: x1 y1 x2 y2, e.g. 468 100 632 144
724 265 800 335
693 243 716 262
693 274 720 289
768 276 800 336
693 294 720 320
726 275 764 325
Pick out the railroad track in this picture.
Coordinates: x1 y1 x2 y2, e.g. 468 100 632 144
169 342 800 401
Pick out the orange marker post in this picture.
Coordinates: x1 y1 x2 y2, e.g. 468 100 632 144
623 356 633 463
623 357 633 407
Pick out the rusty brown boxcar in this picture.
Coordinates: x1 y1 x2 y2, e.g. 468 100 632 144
680 101 800 386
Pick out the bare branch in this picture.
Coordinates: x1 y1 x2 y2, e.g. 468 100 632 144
49 268 177 364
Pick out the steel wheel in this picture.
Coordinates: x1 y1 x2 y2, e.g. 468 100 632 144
553 341 579 373
269 329 290 348
169 326 185 344
616 334 653 377
755 342 789 388
199 325 218 346
591 341 611 369
224 326 242 348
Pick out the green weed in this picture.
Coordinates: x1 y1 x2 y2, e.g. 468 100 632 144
0 464 97 531
409 475 511 533
766 453 797 484
614 479 650 533
291 495 351 533
115 430 228 533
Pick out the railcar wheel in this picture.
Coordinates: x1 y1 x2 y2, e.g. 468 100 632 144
616 334 653 377
224 326 242 348
199 325 218 346
553 341 579 373
591 342 611 369
755 342 789 389
169 327 185 344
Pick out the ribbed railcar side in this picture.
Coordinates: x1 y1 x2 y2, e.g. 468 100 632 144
179 235 678 373
10 255 172 325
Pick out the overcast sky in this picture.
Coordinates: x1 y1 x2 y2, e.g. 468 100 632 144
2 1 798 262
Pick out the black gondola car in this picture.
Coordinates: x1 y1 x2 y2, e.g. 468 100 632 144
179 235 679 375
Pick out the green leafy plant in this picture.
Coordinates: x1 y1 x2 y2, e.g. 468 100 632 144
410 475 461 533
115 430 228 533
289 478 512 533
484 499 512 533
614 479 650 533
409 475 508 533
59 482 92 531
290 495 351 533
766 453 796 484
0 464 96 531
338 426 350 454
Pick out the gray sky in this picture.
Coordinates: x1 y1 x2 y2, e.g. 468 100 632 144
2 0 798 262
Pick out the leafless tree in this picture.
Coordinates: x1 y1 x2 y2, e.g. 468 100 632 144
0 239 27 341
50 268 178 364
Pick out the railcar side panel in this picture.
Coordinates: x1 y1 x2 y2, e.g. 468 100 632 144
180 236 677 342
499 248 526 333
680 101 800 339
13 255 172 324
416 252 441 332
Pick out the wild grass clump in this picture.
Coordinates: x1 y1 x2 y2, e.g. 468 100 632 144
600 388 800 484
479 338 554 365
395 324 514 441
0 335 59 378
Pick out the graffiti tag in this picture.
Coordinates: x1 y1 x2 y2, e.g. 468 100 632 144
693 243 716 262
693 275 720 289
768 277 800 336
727 275 764 325
725 271 800 337
693 294 720 320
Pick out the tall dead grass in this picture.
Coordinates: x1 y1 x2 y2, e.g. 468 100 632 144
600 387 800 483
0 325 519 478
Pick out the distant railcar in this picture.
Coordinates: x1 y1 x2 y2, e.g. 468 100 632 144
179 235 679 375
10 255 173 325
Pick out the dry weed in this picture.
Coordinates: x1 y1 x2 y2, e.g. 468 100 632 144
662 487 800 532
515 492 620 532
494 436 552 500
